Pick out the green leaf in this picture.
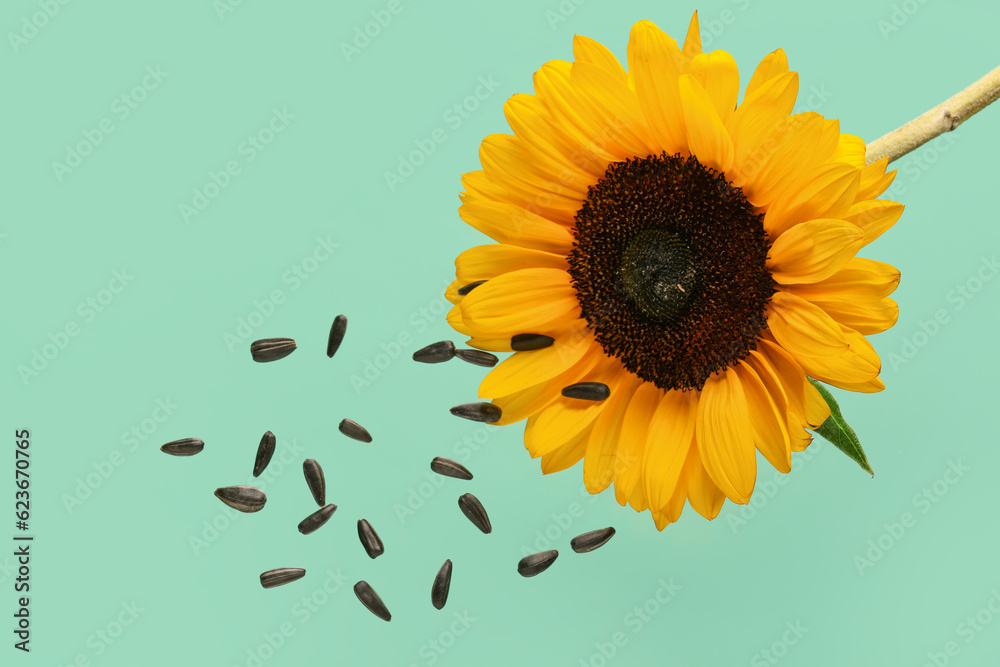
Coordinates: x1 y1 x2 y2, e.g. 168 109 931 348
807 378 874 476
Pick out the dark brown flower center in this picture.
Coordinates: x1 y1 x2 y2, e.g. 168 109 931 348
567 153 775 391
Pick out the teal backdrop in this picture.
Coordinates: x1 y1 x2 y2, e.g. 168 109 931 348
4 0 1000 665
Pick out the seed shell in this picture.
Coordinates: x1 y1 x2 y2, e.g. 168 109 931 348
250 338 297 363
458 493 492 534
327 315 348 358
517 550 559 577
357 519 385 559
510 333 555 351
457 280 486 296
450 403 502 423
303 459 326 507
260 567 306 589
430 457 473 481
354 581 391 622
561 382 611 401
412 340 456 363
253 431 276 477
214 485 266 513
570 527 616 553
298 504 338 535
431 559 453 610
339 418 373 443
160 438 204 456
455 349 499 368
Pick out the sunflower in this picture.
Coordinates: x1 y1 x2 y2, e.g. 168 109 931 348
445 13 902 530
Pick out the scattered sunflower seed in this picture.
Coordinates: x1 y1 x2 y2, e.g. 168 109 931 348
510 333 555 351
327 315 348 358
260 568 306 589
250 338 297 363
458 493 492 534
450 403 502 423
253 431 275 477
357 519 385 559
214 485 266 513
412 340 456 363
160 438 204 456
338 418 372 443
298 504 338 535
431 559 453 610
561 382 611 401
455 349 499 368
430 457 473 481
518 550 559 577
457 280 486 296
354 581 391 622
570 527 616 553
303 459 326 507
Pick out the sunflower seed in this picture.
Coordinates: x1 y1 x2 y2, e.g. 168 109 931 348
561 382 611 401
253 431 276 477
455 349 499 368
458 493 492 534
357 519 385 559
327 315 348 358
431 559 452 610
570 527 616 553
160 438 204 456
250 338 297 362
303 459 326 506
354 581 391 622
214 485 266 513
518 550 558 577
450 403 501 423
511 333 555 351
298 504 338 535
457 280 486 296
338 418 372 443
260 567 306 589
430 457 473 481
412 340 456 363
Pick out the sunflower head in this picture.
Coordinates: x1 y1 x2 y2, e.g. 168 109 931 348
447 13 902 530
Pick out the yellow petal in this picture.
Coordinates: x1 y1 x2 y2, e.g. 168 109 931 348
764 163 861 238
743 112 836 207
570 61 657 159
856 158 896 200
643 390 696 514
796 326 882 389
680 11 702 66
490 345 603 425
456 244 568 283
696 367 756 504
768 219 864 284
573 34 627 80
736 363 791 473
531 61 619 164
831 133 866 167
688 50 740 125
679 73 734 172
843 199 904 245
503 94 607 179
744 48 789 100
460 268 580 335
785 257 901 302
479 323 594 397
726 72 798 187
479 134 589 211
767 291 850 358
459 194 574 254
627 20 686 154
613 382 662 505
803 379 832 428
540 425 591 473
811 296 899 335
684 446 727 520
583 375 642 493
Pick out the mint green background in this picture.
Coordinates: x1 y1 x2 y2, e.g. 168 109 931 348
4 0 1000 665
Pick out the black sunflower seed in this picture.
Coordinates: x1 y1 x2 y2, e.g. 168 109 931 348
303 459 326 507
510 333 555 351
298 504 337 535
160 438 204 456
327 315 348 358
570 527 616 553
250 338 297 362
561 382 611 401
450 403 501 423
430 457 473 481
214 485 266 513
338 418 372 443
431 559 452 610
412 340 456 363
455 349 499 368
354 581 391 622
457 280 486 296
518 550 559 577
253 431 276 477
458 493 492 534
260 567 305 589
357 519 385 559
